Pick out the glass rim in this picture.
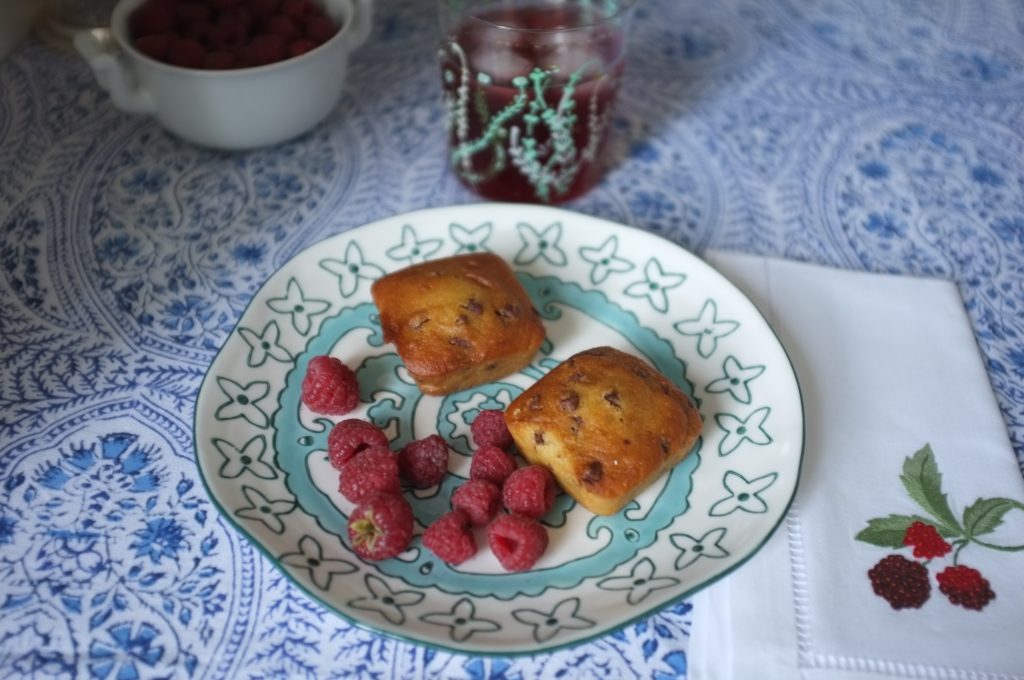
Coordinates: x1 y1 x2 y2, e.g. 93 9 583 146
449 0 639 34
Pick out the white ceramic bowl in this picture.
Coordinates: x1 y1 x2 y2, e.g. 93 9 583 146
75 0 372 150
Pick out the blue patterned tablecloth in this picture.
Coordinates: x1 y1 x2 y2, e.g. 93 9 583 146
2 0 1023 677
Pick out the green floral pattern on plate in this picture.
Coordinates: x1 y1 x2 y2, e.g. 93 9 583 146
266 278 331 336
709 471 779 516
421 598 500 642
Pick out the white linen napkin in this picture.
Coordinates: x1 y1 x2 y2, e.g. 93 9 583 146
690 251 1024 680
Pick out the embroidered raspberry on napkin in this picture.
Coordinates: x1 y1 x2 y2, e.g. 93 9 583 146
855 444 1024 611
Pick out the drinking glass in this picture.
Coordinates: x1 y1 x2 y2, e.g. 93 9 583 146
438 0 636 204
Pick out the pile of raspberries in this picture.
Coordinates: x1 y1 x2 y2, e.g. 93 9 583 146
867 521 995 611
128 0 341 70
302 355 553 571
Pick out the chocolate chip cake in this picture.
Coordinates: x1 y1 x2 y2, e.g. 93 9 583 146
504 346 702 515
370 253 545 395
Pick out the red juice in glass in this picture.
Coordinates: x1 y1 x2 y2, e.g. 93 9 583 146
439 2 633 203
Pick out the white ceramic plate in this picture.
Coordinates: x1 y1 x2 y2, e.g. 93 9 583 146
194 204 804 655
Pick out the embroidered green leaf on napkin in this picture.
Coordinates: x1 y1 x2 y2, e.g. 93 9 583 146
962 498 1022 540
856 443 1024 612
898 445 962 535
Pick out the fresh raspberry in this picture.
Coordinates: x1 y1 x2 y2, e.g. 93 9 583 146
243 34 287 66
470 444 518 486
288 39 316 57
328 419 389 470
212 9 252 44
250 0 281 19
282 0 314 19
166 37 206 68
471 409 513 449
398 435 450 489
422 510 477 565
181 20 212 44
902 521 951 560
451 479 501 526
305 15 338 44
338 446 399 504
488 514 548 572
129 2 176 38
266 14 300 42
208 17 247 50
867 554 930 609
502 465 555 519
134 34 171 60
347 492 413 561
175 2 211 24
204 51 236 69
219 6 253 33
936 565 995 610
301 355 359 415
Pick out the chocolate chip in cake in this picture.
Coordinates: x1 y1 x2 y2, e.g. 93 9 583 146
559 391 579 412
660 437 670 456
632 366 650 379
455 314 469 326
533 430 545 445
569 415 583 435
449 336 471 349
461 298 484 315
410 314 431 330
581 460 603 484
603 390 621 408
495 303 521 321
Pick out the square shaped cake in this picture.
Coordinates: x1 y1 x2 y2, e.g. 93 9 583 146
504 346 702 515
370 252 546 395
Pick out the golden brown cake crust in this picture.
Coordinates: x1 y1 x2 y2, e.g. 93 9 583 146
504 346 702 515
370 253 545 395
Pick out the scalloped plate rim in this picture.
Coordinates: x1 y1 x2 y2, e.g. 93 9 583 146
192 203 806 656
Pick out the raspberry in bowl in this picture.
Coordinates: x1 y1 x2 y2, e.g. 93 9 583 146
74 0 372 149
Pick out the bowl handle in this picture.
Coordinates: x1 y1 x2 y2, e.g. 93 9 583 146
73 28 155 114
346 0 374 51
